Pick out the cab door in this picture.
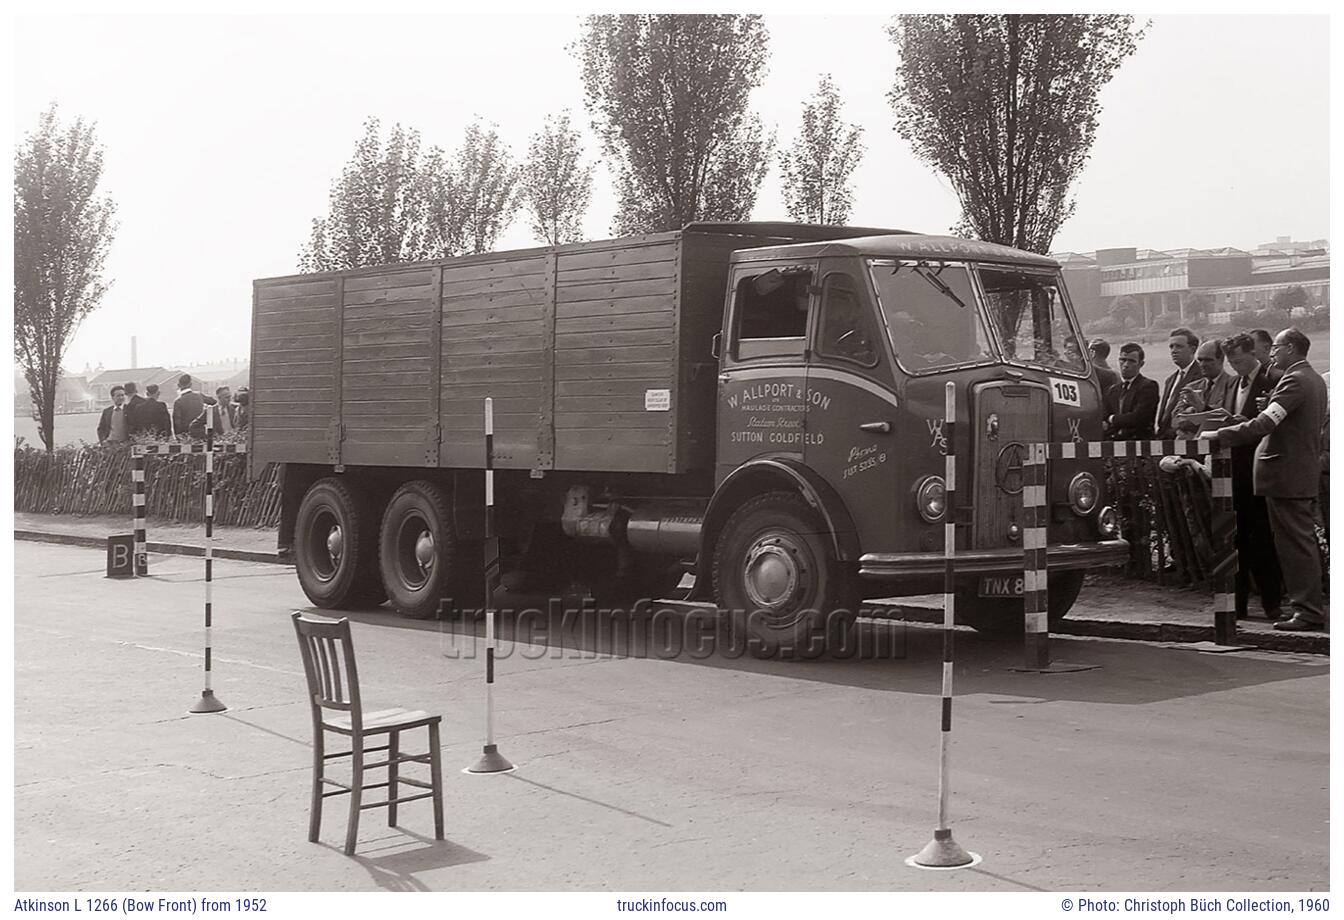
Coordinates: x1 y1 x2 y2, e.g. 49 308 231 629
803 266 901 551
715 261 817 486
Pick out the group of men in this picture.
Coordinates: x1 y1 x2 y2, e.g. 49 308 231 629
97 373 250 444
1090 327 1329 633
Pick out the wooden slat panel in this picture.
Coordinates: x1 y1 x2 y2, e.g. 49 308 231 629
342 300 435 319
557 260 676 284
438 319 541 342
440 366 542 385
439 275 547 300
556 378 669 397
342 289 434 308
556 328 670 349
556 294 674 318
255 304 337 322
344 315 432 334
441 411 537 429
439 257 548 284
553 393 652 413
254 318 338 336
342 405 428 422
342 442 431 466
441 395 537 416
254 372 336 387
342 385 429 400
555 361 673 381
441 304 543 327
438 381 541 399
556 345 672 365
446 352 544 370
557 278 676 303
257 279 338 300
555 412 670 431
554 443 666 472
342 269 435 292
338 344 431 362
343 357 431 372
555 312 673 335
253 415 330 430
255 346 343 362
343 429 427 444
441 286 546 309
556 240 678 272
263 387 339 402
252 332 338 351
442 336 544 357
344 333 433 350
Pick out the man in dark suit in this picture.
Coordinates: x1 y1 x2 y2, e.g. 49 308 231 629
171 373 213 440
1155 327 1202 437
1089 338 1119 396
143 384 173 439
96 385 129 444
1214 328 1328 631
1221 333 1284 621
1103 342 1160 440
123 381 149 437
1251 328 1284 385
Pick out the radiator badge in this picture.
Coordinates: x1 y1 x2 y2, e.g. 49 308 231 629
995 442 1026 494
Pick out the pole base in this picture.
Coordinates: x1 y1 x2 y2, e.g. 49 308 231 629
465 743 515 774
189 690 227 714
908 828 978 869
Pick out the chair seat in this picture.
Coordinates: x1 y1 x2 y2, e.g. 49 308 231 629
324 707 441 734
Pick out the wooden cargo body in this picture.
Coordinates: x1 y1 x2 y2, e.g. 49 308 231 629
250 229 760 475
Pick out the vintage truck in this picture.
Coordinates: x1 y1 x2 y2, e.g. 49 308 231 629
250 222 1126 655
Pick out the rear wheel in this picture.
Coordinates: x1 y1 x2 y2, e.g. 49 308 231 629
712 491 857 659
378 481 479 620
956 570 1085 635
294 478 383 609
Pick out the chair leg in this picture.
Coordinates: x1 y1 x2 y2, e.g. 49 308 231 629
345 737 364 856
429 722 444 841
387 730 400 827
309 725 324 843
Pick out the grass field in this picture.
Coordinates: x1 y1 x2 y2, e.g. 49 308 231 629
14 411 106 448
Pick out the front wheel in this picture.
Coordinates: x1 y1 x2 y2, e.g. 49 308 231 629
712 492 857 659
956 570 1085 635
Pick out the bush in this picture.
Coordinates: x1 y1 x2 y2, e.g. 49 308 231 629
1151 311 1181 330
1085 317 1124 336
1254 307 1291 330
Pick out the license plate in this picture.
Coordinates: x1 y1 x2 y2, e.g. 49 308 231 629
978 575 1024 598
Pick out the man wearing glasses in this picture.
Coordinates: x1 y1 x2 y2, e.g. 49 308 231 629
1213 328 1328 632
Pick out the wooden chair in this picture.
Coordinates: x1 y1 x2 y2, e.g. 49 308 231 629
291 612 444 855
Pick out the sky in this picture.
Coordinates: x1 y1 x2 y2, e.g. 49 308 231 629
11 12 1331 375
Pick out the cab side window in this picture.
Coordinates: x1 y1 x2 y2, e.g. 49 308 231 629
732 267 813 360
816 274 877 366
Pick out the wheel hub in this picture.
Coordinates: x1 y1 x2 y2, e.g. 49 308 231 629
414 530 435 574
743 537 802 610
325 525 344 564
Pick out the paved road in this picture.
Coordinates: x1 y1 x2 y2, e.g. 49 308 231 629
14 543 1328 892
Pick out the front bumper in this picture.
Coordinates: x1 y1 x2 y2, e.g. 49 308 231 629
857 539 1129 579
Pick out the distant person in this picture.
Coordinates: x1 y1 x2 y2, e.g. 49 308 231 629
97 385 129 444
1088 337 1119 395
233 386 250 431
1250 328 1282 385
1172 340 1236 437
172 374 215 440
212 386 236 434
1213 328 1327 632
1221 334 1284 621
143 384 173 439
1103 343 1159 441
123 381 149 436
1155 327 1201 438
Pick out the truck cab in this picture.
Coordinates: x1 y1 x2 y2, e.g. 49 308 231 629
704 232 1127 646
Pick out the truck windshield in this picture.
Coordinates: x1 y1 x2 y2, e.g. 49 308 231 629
978 267 1087 375
867 259 995 373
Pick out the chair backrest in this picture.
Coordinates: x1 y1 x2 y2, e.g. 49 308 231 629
292 613 363 724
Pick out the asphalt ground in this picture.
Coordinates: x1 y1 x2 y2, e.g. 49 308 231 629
13 541 1329 892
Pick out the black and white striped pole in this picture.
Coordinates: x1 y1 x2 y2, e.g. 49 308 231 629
131 447 148 576
190 410 227 714
1210 447 1238 646
910 382 977 869
467 397 514 774
1022 442 1050 669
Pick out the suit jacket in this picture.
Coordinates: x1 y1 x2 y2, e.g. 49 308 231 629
1172 371 1237 435
172 390 208 439
124 394 149 435
1227 364 1276 500
1105 374 1160 441
1216 359 1327 498
1094 364 1119 398
1155 362 1201 437
143 399 173 439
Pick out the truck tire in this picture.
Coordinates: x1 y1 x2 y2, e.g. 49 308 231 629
378 481 469 620
295 478 383 609
956 570 1085 636
712 491 858 659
